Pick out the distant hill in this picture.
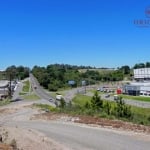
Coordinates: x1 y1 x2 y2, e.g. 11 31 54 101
78 68 116 73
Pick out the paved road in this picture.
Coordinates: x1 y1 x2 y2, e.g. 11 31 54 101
30 74 54 101
1 100 150 150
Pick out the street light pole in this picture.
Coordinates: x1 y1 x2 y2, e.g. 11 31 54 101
8 73 12 98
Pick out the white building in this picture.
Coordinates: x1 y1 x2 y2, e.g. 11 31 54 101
134 68 150 80
123 68 150 97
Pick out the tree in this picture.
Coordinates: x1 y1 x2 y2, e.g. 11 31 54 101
133 63 145 69
120 65 130 74
104 102 111 115
146 62 150 68
91 91 103 110
59 98 66 108
6 66 17 98
115 97 132 118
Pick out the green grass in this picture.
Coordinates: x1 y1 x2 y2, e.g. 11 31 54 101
48 89 69 99
72 94 150 125
78 68 114 73
33 103 57 111
22 80 30 92
0 99 11 106
48 92 56 98
72 94 91 106
131 106 150 125
19 92 26 95
23 94 40 100
120 94 150 102
33 94 150 126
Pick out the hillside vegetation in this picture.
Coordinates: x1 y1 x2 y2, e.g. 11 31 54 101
32 64 131 91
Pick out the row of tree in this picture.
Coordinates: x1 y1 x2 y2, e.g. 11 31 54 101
133 62 150 69
32 64 131 91
4 65 30 81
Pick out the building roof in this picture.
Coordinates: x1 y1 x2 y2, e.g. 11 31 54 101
130 82 150 86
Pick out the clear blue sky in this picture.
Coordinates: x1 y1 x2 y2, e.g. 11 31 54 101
0 0 150 69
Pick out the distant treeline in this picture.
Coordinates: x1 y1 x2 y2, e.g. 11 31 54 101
133 62 150 69
32 64 131 91
2 62 150 91
1 65 30 80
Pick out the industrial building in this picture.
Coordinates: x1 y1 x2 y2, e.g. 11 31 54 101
123 68 150 97
134 68 150 81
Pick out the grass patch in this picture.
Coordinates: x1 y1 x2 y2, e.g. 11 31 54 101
72 94 91 107
0 99 11 106
23 94 40 100
19 92 26 95
33 103 57 111
120 94 150 102
131 106 150 125
22 80 30 92
32 94 150 126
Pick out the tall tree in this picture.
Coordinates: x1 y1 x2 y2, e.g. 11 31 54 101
91 91 103 110
120 65 130 74
146 62 150 68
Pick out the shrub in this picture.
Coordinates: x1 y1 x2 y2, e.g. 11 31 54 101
91 91 103 110
104 102 111 115
115 97 132 118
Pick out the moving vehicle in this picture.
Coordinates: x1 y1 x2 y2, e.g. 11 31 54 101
105 94 110 98
114 95 119 100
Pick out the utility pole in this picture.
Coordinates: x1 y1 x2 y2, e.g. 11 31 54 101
8 73 12 99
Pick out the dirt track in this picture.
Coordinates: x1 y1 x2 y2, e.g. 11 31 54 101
0 100 150 150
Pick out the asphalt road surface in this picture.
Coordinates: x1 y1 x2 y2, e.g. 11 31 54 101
30 74 54 101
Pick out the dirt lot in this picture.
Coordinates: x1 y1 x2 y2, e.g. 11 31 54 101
32 112 150 134
0 127 69 150
0 103 70 150
0 101 150 150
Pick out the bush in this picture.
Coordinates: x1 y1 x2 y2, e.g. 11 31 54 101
59 98 66 108
91 91 103 110
104 102 111 115
115 97 132 119
48 84 58 91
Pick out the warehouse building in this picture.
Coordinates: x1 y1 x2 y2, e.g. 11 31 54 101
123 68 150 97
134 68 150 81
123 84 140 96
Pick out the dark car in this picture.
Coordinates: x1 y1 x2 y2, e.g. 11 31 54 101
105 94 110 98
49 98 53 102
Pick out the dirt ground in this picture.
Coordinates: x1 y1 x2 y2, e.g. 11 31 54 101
0 102 150 150
0 103 70 150
32 112 150 134
0 127 69 150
